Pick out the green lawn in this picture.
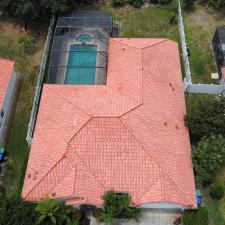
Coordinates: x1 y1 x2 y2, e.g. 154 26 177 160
0 16 47 196
183 4 225 83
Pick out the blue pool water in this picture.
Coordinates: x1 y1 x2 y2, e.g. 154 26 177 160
65 44 97 84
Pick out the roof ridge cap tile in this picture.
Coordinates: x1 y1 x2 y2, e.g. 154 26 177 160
45 85 92 117
118 118 195 207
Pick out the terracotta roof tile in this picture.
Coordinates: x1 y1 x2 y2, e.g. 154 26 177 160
22 38 196 208
0 57 14 109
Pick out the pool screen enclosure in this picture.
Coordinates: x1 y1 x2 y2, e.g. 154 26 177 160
48 10 112 85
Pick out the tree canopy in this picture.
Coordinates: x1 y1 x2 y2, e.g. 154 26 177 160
185 96 225 143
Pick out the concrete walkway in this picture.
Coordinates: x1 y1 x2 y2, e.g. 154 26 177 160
89 209 176 225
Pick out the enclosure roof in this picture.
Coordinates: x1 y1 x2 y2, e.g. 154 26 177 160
0 57 14 110
22 38 196 209
57 10 113 34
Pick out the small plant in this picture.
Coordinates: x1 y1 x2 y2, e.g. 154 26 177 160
129 0 144 8
209 185 224 200
112 0 126 7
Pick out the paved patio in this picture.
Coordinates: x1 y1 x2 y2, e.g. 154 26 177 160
89 209 176 225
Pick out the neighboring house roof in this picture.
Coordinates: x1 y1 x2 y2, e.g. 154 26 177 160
22 38 196 208
222 67 225 79
0 57 14 110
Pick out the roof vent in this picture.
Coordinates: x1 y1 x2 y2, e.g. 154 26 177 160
175 125 179 129
28 174 31 179
163 122 167 126
52 192 56 197
122 48 125 51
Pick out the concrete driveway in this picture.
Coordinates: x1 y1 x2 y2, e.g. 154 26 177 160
90 209 176 225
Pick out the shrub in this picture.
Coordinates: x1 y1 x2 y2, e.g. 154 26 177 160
129 0 144 8
112 0 126 7
185 96 225 143
0 196 38 225
184 0 194 10
209 185 224 200
192 135 225 186
208 0 225 8
100 190 140 224
182 207 208 225
168 11 177 24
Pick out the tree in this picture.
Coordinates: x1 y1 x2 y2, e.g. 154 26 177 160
192 135 225 186
35 199 81 225
35 199 61 225
0 196 38 225
185 96 225 143
40 0 70 15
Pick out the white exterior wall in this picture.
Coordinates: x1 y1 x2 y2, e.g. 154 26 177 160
0 69 18 146
140 202 183 209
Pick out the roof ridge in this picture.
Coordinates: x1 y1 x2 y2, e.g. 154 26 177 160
141 38 169 50
23 152 69 199
45 85 92 117
106 85 141 106
110 38 140 50
118 118 195 206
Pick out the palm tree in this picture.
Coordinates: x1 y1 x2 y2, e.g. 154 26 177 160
35 199 61 225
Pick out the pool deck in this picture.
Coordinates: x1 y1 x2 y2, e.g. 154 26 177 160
52 28 108 85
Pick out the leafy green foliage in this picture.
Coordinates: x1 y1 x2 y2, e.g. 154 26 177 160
209 185 224 200
208 0 225 8
35 199 80 225
184 0 194 10
129 0 144 8
192 135 225 186
0 0 70 29
185 96 225 143
182 207 208 225
112 0 126 7
100 191 140 224
0 196 38 225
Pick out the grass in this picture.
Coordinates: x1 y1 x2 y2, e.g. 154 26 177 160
202 170 225 225
183 3 225 83
0 16 47 196
82 2 179 40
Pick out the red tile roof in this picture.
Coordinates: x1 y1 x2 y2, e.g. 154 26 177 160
222 67 225 80
22 38 196 208
0 57 14 110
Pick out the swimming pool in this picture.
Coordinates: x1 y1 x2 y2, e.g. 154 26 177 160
65 44 97 84
77 34 93 43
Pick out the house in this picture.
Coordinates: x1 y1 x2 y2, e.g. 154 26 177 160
22 38 196 209
0 57 18 146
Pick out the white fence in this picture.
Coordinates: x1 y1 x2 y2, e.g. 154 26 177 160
177 0 192 85
177 0 225 95
26 17 55 146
